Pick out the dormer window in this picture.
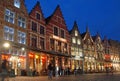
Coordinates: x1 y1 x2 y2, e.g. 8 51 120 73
14 0 20 8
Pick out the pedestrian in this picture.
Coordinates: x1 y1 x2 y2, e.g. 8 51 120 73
1 59 9 81
105 66 109 75
48 63 53 80
74 67 77 76
32 69 36 76
110 66 114 75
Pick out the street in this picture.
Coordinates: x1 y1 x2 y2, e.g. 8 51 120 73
1 73 120 81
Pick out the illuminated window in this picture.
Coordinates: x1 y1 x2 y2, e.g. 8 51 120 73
79 52 83 57
64 43 68 53
18 31 26 44
77 39 81 45
14 0 20 8
5 9 15 24
71 47 75 55
4 26 14 41
72 37 76 43
75 30 78 36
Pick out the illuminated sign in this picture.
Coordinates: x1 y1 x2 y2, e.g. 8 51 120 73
52 35 67 42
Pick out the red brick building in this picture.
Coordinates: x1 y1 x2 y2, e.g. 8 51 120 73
27 2 71 75
45 5 71 74
27 1 47 74
0 0 28 75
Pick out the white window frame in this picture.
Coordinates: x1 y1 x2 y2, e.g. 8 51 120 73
18 31 26 44
5 9 15 24
18 16 26 28
4 26 14 41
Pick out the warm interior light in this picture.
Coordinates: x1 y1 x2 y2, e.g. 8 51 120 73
29 54 34 58
35 55 39 59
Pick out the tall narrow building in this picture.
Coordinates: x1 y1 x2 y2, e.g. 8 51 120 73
69 21 83 73
81 27 95 73
102 37 111 70
92 33 104 72
108 39 120 72
46 5 71 75
0 0 28 75
28 1 46 74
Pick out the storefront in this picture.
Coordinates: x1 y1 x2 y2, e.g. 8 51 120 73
71 58 83 71
1 54 26 75
28 51 71 76
28 52 47 75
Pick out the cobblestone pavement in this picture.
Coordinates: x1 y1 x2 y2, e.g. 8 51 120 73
1 72 120 81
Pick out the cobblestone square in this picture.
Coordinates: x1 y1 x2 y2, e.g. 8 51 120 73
2 73 120 81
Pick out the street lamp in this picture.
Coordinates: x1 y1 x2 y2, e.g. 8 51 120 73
3 42 10 48
21 47 25 51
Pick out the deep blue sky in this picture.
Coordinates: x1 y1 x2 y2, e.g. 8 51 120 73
25 0 120 41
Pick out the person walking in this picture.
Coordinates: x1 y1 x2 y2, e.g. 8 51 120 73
74 67 77 76
105 66 109 75
111 66 114 75
48 63 53 80
1 59 9 81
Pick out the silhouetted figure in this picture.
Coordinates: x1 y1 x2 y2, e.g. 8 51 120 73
105 67 109 75
111 66 114 75
32 69 36 76
74 68 77 76
1 59 9 81
48 63 53 80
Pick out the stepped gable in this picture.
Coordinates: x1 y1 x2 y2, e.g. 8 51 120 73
29 1 45 21
45 5 67 30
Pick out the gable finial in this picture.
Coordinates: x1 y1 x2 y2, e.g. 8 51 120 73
86 25 89 33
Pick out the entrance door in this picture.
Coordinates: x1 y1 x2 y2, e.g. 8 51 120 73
9 56 18 75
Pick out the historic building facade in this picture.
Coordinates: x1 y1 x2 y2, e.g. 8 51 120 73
28 2 47 74
92 33 104 72
102 37 112 72
81 28 96 73
45 5 71 75
109 40 120 71
0 0 28 75
69 21 83 72
0 0 120 76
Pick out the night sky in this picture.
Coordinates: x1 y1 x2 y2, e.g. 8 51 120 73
25 0 120 41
